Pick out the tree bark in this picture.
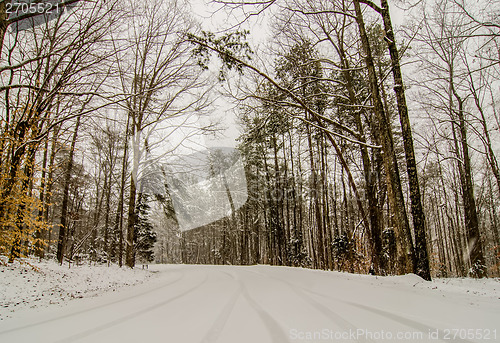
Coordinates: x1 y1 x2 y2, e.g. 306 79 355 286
353 0 415 274
56 116 81 264
125 120 137 268
451 86 486 277
336 35 383 274
115 116 130 267
378 0 431 280
306 119 324 269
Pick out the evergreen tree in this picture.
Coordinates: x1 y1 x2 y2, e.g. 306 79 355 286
134 194 157 263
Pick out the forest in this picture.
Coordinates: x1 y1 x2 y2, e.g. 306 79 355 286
0 0 499 281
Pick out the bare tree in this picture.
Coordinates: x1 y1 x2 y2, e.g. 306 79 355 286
0 0 120 261
113 0 212 268
410 0 490 277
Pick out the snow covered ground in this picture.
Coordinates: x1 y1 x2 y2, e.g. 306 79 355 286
0 257 154 321
0 261 499 342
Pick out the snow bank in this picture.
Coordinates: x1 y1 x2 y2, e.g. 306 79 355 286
422 276 500 299
0 256 155 320
272 265 500 300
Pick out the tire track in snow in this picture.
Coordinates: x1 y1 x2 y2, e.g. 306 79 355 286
278 281 371 342
344 301 475 343
240 281 290 343
244 269 372 343
204 268 369 343
54 272 209 343
248 268 447 341
200 271 242 343
0 270 186 335
300 286 475 343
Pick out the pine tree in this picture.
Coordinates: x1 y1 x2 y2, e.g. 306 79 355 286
134 194 157 263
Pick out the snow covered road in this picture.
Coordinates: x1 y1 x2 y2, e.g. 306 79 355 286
0 265 499 343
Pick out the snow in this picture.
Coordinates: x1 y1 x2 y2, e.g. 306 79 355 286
0 257 154 321
0 262 499 342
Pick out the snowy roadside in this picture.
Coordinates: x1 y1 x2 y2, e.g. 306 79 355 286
253 265 500 303
0 256 156 321
414 275 500 298
1 258 499 323
380 273 500 301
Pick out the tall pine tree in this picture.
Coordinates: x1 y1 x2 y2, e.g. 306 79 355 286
135 194 157 263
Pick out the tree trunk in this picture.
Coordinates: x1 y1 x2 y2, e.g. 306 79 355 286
353 0 415 274
306 119 324 269
0 2 8 58
468 71 500 200
337 37 383 274
379 0 431 280
56 116 81 264
44 126 60 256
35 138 50 259
451 86 486 277
125 171 137 268
103 174 111 262
115 117 130 267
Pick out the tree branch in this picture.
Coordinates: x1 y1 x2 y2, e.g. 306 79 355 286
358 0 382 14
